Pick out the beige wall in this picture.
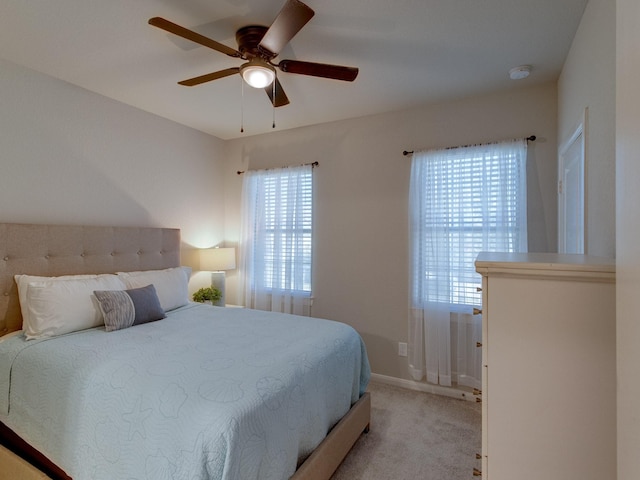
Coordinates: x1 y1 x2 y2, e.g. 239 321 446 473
616 0 640 477
558 0 616 257
0 58 228 288
223 83 558 379
558 0 640 476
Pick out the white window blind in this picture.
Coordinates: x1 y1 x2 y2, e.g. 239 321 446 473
410 140 528 308
240 164 313 315
259 169 313 292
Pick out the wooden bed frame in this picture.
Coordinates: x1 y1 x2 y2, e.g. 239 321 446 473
0 223 370 480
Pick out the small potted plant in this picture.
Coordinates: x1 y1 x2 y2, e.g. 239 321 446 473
192 286 222 305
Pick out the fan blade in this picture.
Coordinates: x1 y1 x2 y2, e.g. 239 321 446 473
278 60 359 82
258 0 315 56
149 17 241 58
264 77 290 107
178 68 240 86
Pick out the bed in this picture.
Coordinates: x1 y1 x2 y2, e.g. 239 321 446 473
0 223 371 480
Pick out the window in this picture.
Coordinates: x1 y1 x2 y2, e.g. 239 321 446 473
257 168 313 292
410 140 528 309
408 139 527 387
240 164 313 315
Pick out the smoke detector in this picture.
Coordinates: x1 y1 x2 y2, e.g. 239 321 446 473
509 65 531 80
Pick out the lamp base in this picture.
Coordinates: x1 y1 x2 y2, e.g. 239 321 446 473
210 271 226 307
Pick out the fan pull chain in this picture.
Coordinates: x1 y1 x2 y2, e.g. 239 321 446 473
240 77 245 133
272 79 276 129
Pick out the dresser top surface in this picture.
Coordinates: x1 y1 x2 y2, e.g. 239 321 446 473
475 252 615 280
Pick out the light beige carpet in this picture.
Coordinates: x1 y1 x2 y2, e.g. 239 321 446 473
331 381 481 480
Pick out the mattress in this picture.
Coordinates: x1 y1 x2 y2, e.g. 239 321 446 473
0 303 370 480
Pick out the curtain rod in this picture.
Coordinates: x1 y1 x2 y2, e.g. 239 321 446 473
402 135 536 156
237 161 319 175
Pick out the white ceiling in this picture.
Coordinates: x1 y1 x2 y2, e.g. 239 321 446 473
0 0 588 140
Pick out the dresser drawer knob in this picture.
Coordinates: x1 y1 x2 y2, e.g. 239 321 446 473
473 468 482 476
473 308 482 315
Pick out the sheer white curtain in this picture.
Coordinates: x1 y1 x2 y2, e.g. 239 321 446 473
240 164 313 316
408 139 528 388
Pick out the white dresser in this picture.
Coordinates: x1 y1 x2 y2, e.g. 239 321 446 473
474 252 616 480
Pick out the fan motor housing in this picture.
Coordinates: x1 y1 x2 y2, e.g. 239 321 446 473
236 25 275 59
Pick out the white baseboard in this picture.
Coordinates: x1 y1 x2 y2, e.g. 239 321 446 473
369 373 479 402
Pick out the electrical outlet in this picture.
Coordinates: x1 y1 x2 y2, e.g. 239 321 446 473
398 342 408 357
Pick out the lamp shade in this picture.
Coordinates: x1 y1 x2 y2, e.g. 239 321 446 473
200 247 236 271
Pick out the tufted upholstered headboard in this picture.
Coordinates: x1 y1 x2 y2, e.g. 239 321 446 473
0 223 181 336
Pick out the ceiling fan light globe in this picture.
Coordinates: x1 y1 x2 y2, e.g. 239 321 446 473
241 65 276 88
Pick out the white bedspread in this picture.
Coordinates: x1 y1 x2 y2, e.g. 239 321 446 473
0 303 370 480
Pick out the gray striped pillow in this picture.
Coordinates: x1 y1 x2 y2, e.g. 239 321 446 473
94 284 166 332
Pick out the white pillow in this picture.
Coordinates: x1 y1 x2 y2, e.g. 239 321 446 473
15 273 98 331
24 275 126 340
117 267 190 312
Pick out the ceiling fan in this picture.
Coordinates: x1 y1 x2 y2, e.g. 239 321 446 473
149 0 359 108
